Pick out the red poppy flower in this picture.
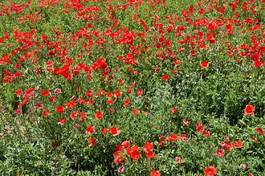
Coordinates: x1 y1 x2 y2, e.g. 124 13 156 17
15 109 21 116
101 127 108 135
222 142 234 151
244 104 255 116
70 111 78 120
144 142 153 152
233 140 244 149
132 108 140 116
204 166 217 176
65 101 76 109
225 24 233 34
56 105 64 113
41 90 50 97
114 90 121 98
121 140 130 148
150 170 160 176
180 133 188 142
106 98 114 105
123 98 131 108
16 89 23 97
144 142 155 159
79 112 87 122
126 145 141 160
171 106 177 113
95 111 103 120
85 125 95 134
137 89 144 96
173 59 181 66
42 109 49 117
85 90 93 97
58 118 67 126
167 133 179 142
200 61 209 69
175 156 184 164
254 60 263 68
117 79 124 86
92 58 107 71
215 149 225 157
145 151 155 159
54 88 62 94
161 74 170 81
49 96 56 103
202 130 211 138
113 150 125 165
255 127 264 135
87 137 97 147
109 127 121 136
196 122 205 133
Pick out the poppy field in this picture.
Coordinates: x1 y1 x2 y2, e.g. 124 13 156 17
0 0 265 175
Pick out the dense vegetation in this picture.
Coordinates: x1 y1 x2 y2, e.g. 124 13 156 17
0 0 265 175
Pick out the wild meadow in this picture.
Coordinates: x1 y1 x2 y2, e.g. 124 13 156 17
0 0 265 175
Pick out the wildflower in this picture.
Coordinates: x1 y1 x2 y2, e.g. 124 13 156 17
137 89 144 96
49 96 56 103
255 127 264 135
123 98 130 108
121 141 130 148
215 149 225 157
132 108 140 116
70 111 78 120
171 106 177 113
144 142 155 159
200 61 209 69
95 111 103 120
41 90 50 97
244 104 255 116
54 88 62 94
56 105 64 113
101 127 108 135
117 166 125 174
126 145 141 160
109 127 121 136
79 112 87 122
92 58 107 71
196 122 204 133
167 133 178 142
58 118 67 125
150 170 160 176
204 166 217 176
87 137 97 147
202 130 211 138
175 156 184 164
113 150 125 165
161 74 170 81
85 125 95 134
233 140 244 149
42 109 49 117
16 89 23 97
